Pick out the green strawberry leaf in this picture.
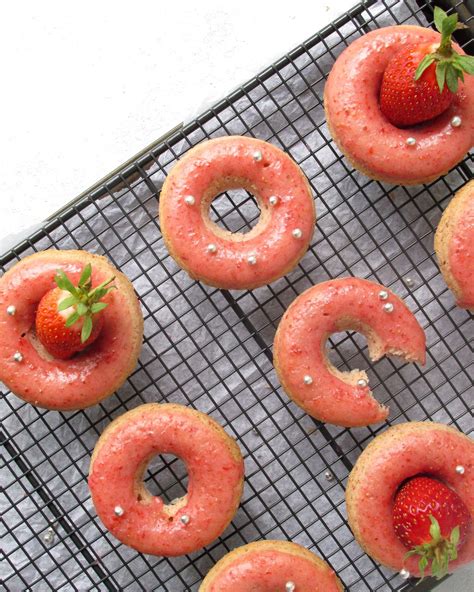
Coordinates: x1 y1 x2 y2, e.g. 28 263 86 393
81 315 93 343
441 13 458 39
78 263 92 288
418 555 428 580
414 54 436 80
455 55 474 76
436 61 448 92
65 311 80 328
450 525 460 547
445 64 459 93
76 302 88 316
433 6 448 34
55 269 78 295
57 295 77 311
429 515 442 542
91 302 108 314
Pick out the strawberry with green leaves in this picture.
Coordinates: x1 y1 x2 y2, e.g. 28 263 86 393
35 264 115 359
392 475 472 579
380 7 474 127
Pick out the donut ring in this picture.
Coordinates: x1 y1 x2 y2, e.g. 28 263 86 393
273 278 426 427
324 26 474 185
199 540 343 592
159 136 315 290
346 422 474 576
89 403 244 556
0 250 143 410
435 179 474 311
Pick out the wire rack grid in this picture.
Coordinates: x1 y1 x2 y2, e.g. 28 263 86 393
1 0 473 591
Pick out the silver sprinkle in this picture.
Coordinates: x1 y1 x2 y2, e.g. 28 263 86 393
357 379 368 388
451 116 462 128
303 375 313 385
184 195 195 206
383 302 394 313
378 290 389 301
406 137 416 146
180 514 190 525
405 277 414 287
13 352 23 362
324 470 334 481
292 228 303 239
247 255 257 265
207 243 217 254
269 196 278 206
285 582 296 592
43 527 54 545
400 568 410 580
114 506 124 517
455 465 465 475
6 305 16 316
253 150 263 162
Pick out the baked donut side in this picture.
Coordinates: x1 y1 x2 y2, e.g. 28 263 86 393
346 422 474 576
89 403 244 557
434 179 474 310
324 25 474 186
199 540 343 592
0 249 143 410
159 136 315 290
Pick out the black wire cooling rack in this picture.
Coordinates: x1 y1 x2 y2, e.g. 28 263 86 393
1 1 473 591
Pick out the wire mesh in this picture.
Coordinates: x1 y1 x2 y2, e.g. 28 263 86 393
1 1 473 590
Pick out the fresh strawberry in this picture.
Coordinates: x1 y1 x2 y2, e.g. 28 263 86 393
392 476 472 579
380 7 474 127
35 264 115 359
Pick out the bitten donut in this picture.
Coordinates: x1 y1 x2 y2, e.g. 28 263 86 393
324 26 474 185
435 179 474 311
0 250 143 410
199 540 343 592
346 422 474 577
273 278 425 427
159 136 315 290
89 403 244 556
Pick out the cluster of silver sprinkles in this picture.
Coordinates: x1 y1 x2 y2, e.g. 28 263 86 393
43 527 54 545
253 150 263 162
455 465 465 475
6 305 16 316
207 244 217 254
285 582 296 592
269 196 278 206
378 290 388 301
303 375 313 385
451 115 462 128
114 506 124 517
357 378 368 388
184 195 195 206
13 352 23 362
247 255 257 265
292 228 303 239
406 137 416 146
383 302 394 313
180 514 190 525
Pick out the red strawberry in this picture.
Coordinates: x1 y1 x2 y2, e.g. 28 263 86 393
380 7 474 127
35 263 115 360
392 476 472 579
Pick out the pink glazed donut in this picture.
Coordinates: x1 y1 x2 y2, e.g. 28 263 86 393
89 403 244 557
435 179 474 311
0 250 143 410
273 278 426 427
324 26 474 185
346 422 474 577
159 136 315 290
199 540 343 592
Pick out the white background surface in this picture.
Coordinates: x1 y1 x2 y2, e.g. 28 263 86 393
0 1 472 589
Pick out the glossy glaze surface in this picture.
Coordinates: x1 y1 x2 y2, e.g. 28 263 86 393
325 26 474 184
159 136 315 290
347 423 474 575
449 183 474 308
273 278 426 427
0 251 142 409
89 403 244 556
200 541 342 592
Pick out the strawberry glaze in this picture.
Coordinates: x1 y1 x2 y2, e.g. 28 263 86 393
0 251 142 410
89 404 244 556
200 541 342 591
273 278 425 427
347 422 474 576
325 26 474 185
159 136 315 290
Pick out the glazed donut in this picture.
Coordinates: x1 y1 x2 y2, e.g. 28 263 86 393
159 136 315 290
199 540 343 592
324 26 474 185
346 422 474 577
0 250 143 410
435 179 474 311
89 403 244 556
273 278 426 427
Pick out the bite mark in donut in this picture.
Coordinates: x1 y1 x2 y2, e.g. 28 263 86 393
273 278 426 427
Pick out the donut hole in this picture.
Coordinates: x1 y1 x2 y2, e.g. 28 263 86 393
142 453 189 506
209 188 261 234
